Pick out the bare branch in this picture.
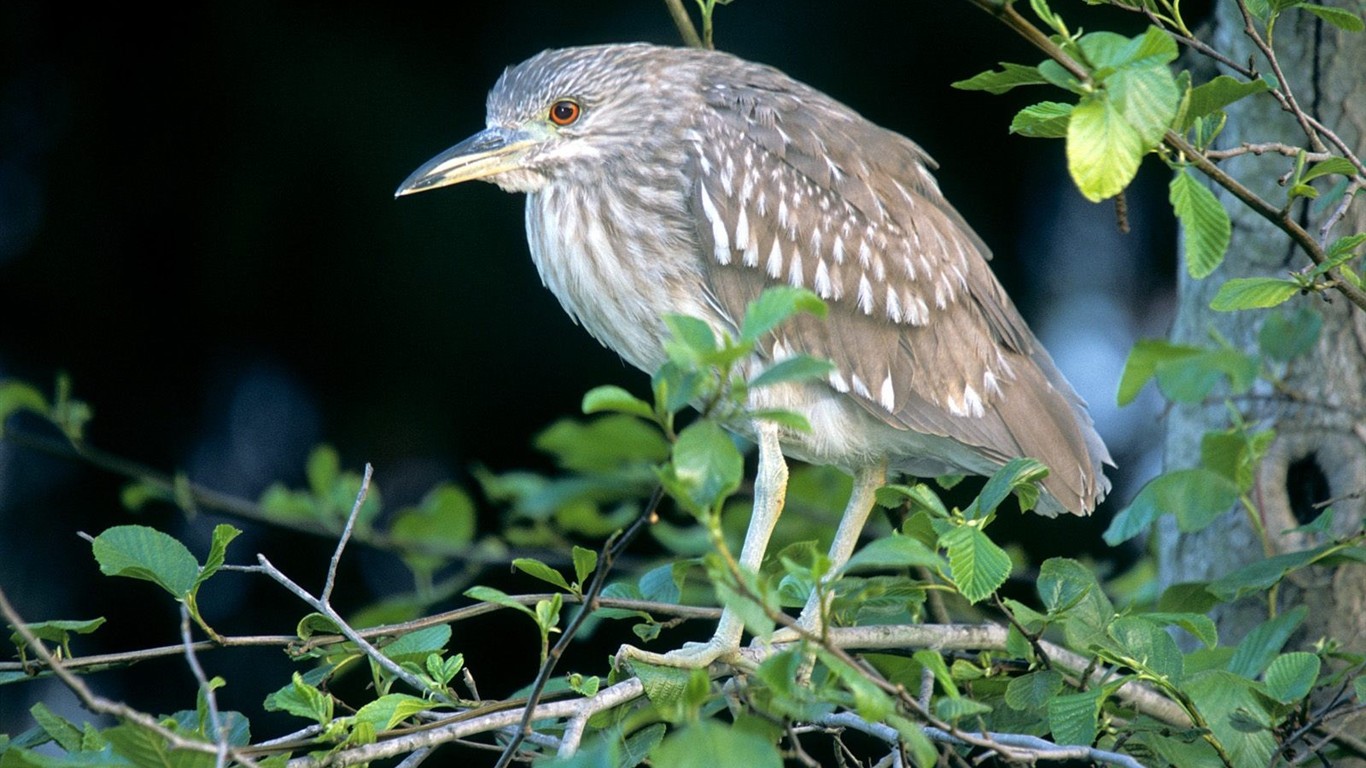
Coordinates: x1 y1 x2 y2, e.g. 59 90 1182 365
322 462 372 604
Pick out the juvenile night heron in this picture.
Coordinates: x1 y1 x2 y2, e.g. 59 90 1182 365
397 43 1112 667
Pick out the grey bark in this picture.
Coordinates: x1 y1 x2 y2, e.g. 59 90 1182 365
1159 0 1365 739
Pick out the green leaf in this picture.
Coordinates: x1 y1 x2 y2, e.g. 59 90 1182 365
571 546 598 586
1104 468 1239 545
668 420 743 513
940 525 1011 604
1143 611 1219 649
1108 615 1184 681
1068 93 1144 202
971 457 1048 518
933 695 993 723
739 286 826 343
535 593 562 634
1010 101 1072 138
390 484 477 576
354 693 437 732
1209 547 1335 601
747 408 812 432
30 703 83 752
306 445 341 499
1004 669 1065 710
1171 170 1232 279
1038 558 1114 650
193 524 241 590
650 719 782 768
104 724 203 768
1259 307 1322 361
379 625 451 667
1181 75 1270 129
631 662 694 708
1227 605 1307 678
1264 651 1320 703
1154 348 1258 402
748 354 834 389
581 385 655 420
1117 339 1202 405
264 672 334 724
1300 157 1358 183
1106 62 1180 148
1184 670 1277 767
512 558 573 592
536 415 670 473
663 314 719 360
1210 277 1299 310
951 62 1048 94
0 380 48 437
1048 687 1104 746
8 618 106 655
464 585 537 620
1300 3 1364 31
841 535 946 574
90 525 200 599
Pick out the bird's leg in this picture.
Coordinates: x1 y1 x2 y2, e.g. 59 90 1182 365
771 460 887 646
616 420 787 670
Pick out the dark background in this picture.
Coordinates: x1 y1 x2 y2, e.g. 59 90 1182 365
1 1 1179 761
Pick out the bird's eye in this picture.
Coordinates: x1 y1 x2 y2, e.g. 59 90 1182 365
549 99 581 126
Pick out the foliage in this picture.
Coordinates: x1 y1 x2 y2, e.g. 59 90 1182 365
3 2 1366 768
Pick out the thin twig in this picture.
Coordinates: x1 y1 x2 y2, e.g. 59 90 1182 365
493 485 666 766
322 463 372 604
662 0 703 48
0 585 262 768
180 605 229 768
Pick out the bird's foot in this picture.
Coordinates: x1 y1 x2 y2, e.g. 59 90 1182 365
614 636 745 672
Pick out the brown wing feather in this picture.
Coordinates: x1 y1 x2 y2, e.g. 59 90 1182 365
688 57 1111 514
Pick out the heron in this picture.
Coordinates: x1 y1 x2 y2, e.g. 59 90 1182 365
396 43 1112 668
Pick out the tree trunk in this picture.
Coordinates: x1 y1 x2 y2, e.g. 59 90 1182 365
1159 0 1365 737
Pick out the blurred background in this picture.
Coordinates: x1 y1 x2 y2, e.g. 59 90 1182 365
1 0 1180 758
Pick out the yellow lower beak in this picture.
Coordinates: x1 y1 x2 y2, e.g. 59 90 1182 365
395 127 537 197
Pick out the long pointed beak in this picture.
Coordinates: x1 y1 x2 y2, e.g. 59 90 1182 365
394 126 537 197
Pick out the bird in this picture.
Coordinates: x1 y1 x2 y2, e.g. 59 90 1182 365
396 43 1112 668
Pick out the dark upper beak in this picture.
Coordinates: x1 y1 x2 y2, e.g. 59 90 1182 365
394 126 537 197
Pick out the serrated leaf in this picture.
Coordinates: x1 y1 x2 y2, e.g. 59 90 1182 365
1143 611 1219 649
380 625 452 667
571 546 598 586
1226 605 1307 678
1038 558 1114 650
748 355 834 389
535 415 670 473
1171 170 1232 279
264 672 334 724
739 286 826 343
1107 62 1180 148
354 693 437 732
951 62 1048 93
1117 339 1202 405
1048 688 1104 745
1104 468 1239 545
1010 101 1072 138
669 420 743 513
650 720 782 768
464 585 536 619
1263 652 1319 703
971 457 1048 519
841 535 946 574
1259 307 1321 361
1109 615 1184 681
1210 277 1299 310
1300 3 1365 30
933 695 993 722
1004 669 1064 710
631 661 693 707
1182 75 1270 129
1209 547 1334 601
512 558 573 592
581 385 654 420
940 525 1011 604
1068 93 1144 201
1300 157 1358 183
30 703 83 752
8 618 107 654
90 525 200 598
194 524 241 590
1184 670 1277 767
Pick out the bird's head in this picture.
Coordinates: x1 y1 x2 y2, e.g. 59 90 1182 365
396 44 688 197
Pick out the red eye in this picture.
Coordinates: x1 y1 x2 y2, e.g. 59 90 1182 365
549 99 581 126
